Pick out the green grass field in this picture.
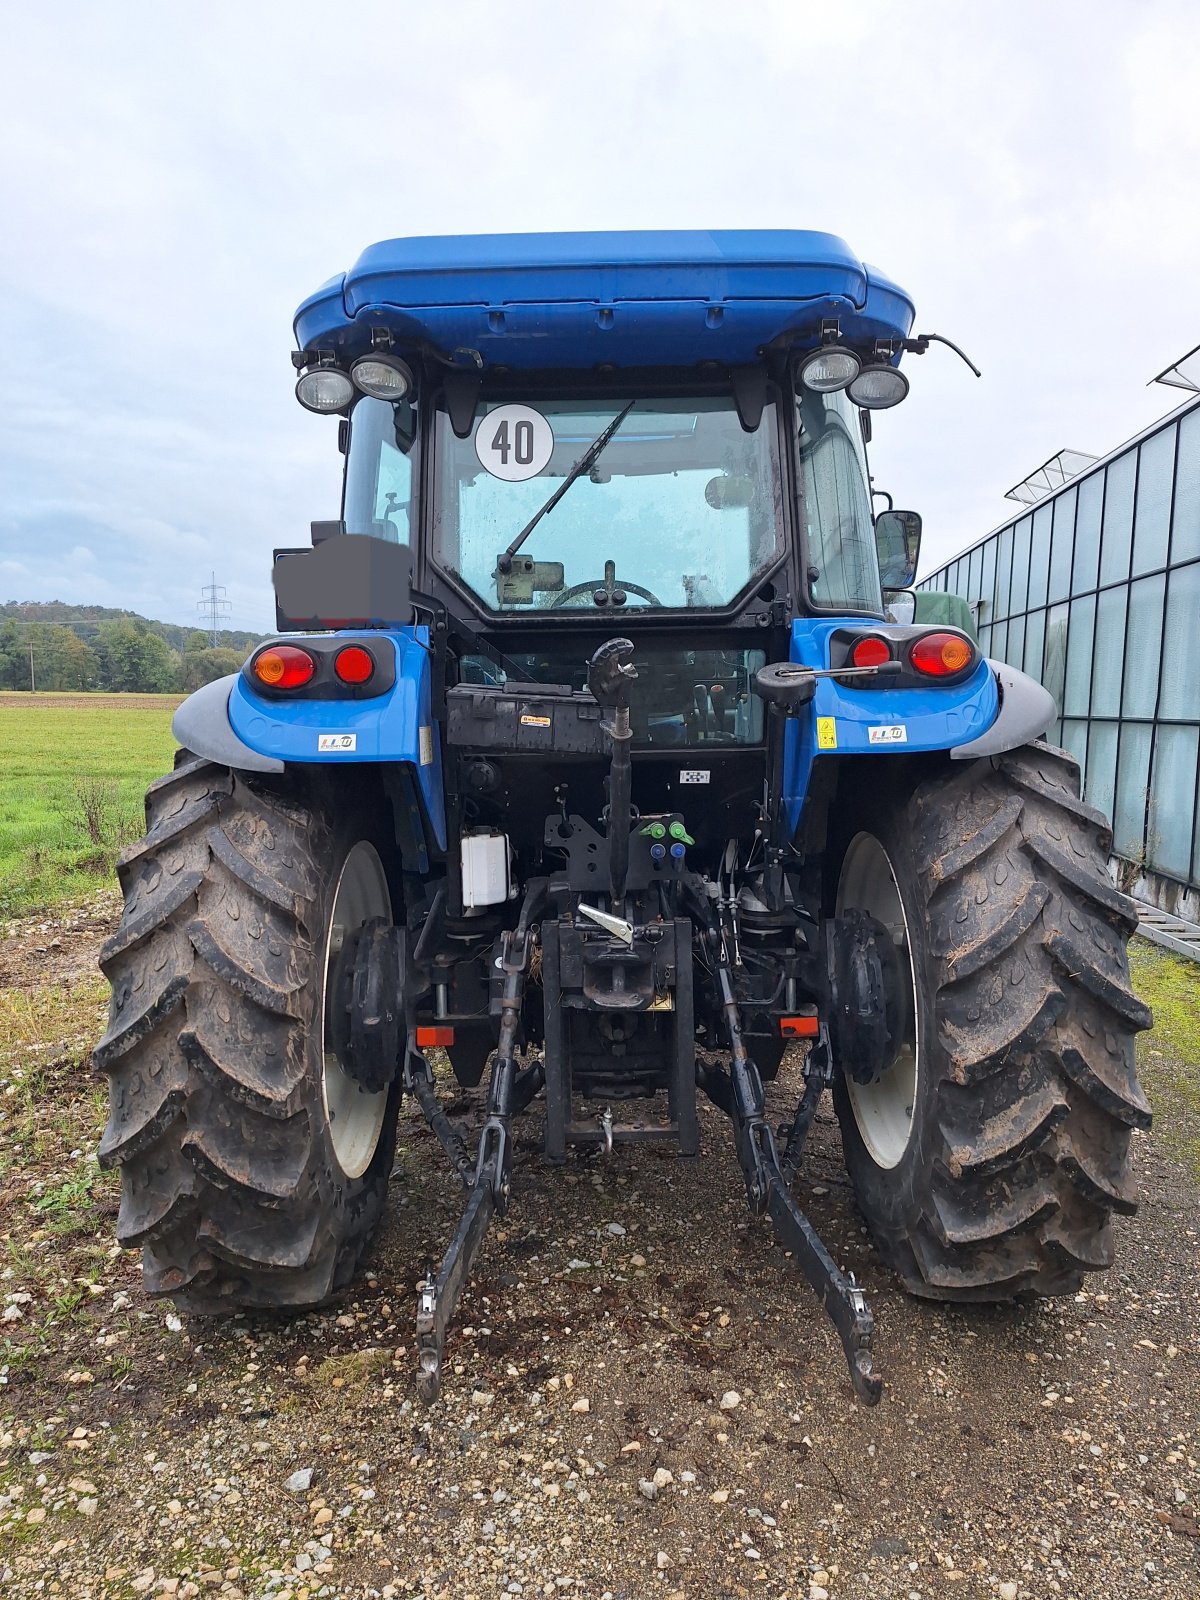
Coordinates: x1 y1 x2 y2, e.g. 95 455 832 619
0 692 181 916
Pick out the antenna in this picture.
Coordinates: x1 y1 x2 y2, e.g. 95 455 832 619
198 572 232 646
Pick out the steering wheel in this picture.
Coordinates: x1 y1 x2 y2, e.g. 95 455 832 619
551 558 662 609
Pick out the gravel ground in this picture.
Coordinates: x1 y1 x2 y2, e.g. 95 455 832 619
0 903 1196 1600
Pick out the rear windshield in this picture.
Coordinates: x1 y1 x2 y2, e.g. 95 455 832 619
432 393 785 613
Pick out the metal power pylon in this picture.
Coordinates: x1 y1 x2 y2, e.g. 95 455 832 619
198 572 232 646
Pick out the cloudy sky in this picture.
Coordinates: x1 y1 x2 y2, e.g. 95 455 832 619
2 0 1198 633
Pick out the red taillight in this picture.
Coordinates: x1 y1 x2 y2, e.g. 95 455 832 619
252 645 315 689
416 1025 455 1047
334 645 375 685
909 631 974 677
851 636 892 669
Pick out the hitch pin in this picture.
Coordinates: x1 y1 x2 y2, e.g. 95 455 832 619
600 1107 614 1157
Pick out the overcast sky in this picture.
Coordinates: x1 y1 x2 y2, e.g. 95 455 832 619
2 0 1198 633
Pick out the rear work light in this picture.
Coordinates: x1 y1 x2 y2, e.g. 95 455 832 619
851 636 892 668
252 645 315 689
334 645 375 685
909 631 974 678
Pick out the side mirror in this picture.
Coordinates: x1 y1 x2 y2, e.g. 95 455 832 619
875 509 922 590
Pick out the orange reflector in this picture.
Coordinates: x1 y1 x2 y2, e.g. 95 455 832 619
779 1015 820 1038
909 631 974 677
252 644 314 689
416 1026 455 1047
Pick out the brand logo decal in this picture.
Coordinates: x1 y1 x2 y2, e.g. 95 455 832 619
318 733 356 752
868 725 908 745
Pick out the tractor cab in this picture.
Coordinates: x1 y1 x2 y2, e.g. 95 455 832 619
287 233 930 874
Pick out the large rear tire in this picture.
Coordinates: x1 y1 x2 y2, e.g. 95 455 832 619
831 742 1152 1300
96 753 402 1312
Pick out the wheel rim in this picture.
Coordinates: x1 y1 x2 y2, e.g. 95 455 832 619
835 831 920 1171
321 840 392 1179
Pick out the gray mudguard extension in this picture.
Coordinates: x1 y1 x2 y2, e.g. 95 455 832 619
172 675 285 774
950 659 1056 760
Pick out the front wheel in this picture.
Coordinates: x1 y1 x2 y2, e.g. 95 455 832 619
831 743 1152 1300
96 755 403 1312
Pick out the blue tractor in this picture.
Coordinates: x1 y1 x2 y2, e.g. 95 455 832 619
97 232 1151 1404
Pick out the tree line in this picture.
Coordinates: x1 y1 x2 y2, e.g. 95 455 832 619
0 619 249 694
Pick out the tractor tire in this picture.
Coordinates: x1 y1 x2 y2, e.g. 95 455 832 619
831 742 1152 1300
95 752 402 1313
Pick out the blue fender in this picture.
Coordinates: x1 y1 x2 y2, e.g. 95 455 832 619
176 627 446 849
782 619 1006 836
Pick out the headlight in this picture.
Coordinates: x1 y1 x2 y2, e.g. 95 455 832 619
799 346 861 393
295 367 355 413
847 364 909 409
350 354 414 401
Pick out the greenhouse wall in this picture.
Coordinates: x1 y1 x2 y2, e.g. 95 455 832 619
918 394 1200 914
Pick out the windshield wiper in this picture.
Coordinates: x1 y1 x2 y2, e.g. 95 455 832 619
496 399 636 574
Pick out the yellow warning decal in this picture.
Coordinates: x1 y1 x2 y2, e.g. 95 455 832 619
816 717 838 750
520 714 552 727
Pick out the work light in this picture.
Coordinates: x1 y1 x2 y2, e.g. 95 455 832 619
295 367 355 414
847 364 909 409
350 354 414 401
799 346 861 393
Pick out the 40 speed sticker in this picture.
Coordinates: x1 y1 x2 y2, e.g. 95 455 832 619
475 404 554 482
868 725 908 745
318 733 356 752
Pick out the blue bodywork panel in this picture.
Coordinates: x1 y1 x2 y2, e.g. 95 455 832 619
294 230 915 371
228 629 446 849
782 621 1000 836
215 616 997 854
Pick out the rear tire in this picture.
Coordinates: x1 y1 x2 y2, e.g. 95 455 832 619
96 753 402 1312
831 742 1152 1300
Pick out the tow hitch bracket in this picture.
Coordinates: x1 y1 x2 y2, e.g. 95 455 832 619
697 918 883 1405
413 881 547 1403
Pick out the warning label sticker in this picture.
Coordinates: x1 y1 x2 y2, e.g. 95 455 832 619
520 714 552 728
816 718 837 750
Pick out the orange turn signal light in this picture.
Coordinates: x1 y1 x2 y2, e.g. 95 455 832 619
909 631 974 678
415 1026 455 1048
252 645 315 689
779 1015 820 1038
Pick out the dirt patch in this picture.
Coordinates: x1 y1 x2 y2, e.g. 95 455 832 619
0 893 120 991
0 905 1197 1599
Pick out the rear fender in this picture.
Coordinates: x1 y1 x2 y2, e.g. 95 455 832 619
177 627 446 849
782 619 1022 835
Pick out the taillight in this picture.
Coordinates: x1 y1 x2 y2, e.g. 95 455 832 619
851 636 892 669
334 645 375 685
909 631 974 677
252 645 315 689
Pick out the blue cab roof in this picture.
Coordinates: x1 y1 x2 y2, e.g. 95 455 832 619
293 230 915 371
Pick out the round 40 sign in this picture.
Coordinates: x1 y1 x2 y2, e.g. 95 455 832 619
474 404 555 482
